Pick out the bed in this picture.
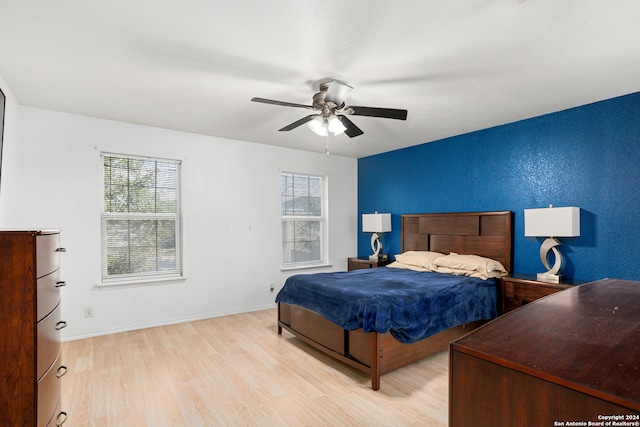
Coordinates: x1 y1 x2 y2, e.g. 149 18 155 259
276 211 513 390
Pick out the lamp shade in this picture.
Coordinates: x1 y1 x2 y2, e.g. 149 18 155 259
308 117 328 136
362 213 392 233
327 116 346 135
524 206 580 237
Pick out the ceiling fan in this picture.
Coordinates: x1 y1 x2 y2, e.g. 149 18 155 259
251 81 408 138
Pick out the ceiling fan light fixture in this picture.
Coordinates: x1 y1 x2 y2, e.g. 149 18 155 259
252 80 407 139
328 115 346 135
308 116 328 136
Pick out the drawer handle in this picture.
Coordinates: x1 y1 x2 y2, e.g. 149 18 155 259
55 321 67 330
56 247 67 252
55 281 67 288
56 411 68 426
56 365 68 378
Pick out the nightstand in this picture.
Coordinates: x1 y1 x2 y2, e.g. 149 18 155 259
347 257 392 271
501 274 587 314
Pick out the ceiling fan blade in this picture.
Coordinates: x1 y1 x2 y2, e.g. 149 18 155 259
348 106 408 120
279 114 318 131
324 82 353 106
251 97 313 109
337 116 364 138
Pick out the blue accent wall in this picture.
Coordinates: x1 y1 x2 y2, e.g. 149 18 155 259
358 91 640 282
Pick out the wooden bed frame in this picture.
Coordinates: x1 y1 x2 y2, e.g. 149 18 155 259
277 211 513 390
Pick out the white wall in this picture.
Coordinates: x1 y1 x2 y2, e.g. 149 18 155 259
2 105 357 340
0 75 20 221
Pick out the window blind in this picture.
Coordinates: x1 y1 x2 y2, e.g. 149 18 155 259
281 172 327 267
101 154 182 281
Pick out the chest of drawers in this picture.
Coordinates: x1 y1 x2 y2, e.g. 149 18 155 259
450 279 640 425
0 230 68 426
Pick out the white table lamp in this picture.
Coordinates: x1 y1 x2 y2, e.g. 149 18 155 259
524 205 580 283
362 213 392 261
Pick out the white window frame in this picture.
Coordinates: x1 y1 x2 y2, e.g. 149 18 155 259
100 152 183 286
281 172 329 270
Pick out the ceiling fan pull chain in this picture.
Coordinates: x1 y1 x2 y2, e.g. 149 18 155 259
325 134 330 157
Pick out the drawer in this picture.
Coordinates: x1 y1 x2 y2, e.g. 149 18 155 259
36 233 61 279
38 352 67 427
278 302 291 326
37 303 65 381
46 401 68 427
504 281 569 310
290 305 345 354
37 269 64 321
348 259 370 271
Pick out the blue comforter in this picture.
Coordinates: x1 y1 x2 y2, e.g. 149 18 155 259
275 267 498 344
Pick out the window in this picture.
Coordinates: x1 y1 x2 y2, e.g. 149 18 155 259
281 172 328 268
101 153 182 283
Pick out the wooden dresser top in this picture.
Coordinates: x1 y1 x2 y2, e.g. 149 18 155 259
452 278 640 411
0 229 60 234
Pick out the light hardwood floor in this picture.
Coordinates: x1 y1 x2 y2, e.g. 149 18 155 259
62 308 449 426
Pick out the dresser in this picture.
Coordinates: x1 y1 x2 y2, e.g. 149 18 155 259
450 278 640 426
0 230 68 426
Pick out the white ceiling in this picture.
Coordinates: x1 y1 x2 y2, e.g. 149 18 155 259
1 1 640 158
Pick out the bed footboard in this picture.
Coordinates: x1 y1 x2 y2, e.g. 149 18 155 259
277 302 484 390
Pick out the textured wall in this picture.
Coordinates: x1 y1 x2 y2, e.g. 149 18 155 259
358 91 640 281
7 106 357 339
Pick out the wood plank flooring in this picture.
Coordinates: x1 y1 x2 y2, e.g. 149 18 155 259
62 308 450 426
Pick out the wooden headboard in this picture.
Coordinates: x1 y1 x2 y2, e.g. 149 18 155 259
401 211 513 273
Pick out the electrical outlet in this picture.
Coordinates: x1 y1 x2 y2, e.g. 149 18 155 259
84 306 95 318
269 283 275 293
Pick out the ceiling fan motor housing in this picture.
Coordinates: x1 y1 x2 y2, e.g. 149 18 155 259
312 90 328 110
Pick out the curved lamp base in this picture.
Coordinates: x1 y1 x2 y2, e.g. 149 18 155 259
537 237 564 283
369 233 383 260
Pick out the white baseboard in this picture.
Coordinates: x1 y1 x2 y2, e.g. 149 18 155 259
63 303 277 342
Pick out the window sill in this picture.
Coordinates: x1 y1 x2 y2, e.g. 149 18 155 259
97 275 186 289
280 263 332 272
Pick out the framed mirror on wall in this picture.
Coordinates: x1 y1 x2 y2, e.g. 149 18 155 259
0 87 4 196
